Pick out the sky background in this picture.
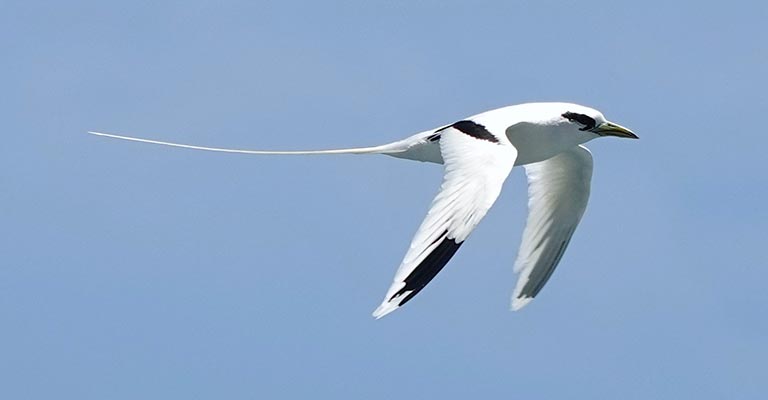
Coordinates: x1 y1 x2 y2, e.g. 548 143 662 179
3 1 768 398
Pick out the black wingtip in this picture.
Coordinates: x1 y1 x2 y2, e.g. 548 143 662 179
389 233 463 306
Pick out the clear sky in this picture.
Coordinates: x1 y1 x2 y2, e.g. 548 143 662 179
3 1 767 398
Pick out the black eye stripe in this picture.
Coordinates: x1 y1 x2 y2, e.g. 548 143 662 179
562 112 596 131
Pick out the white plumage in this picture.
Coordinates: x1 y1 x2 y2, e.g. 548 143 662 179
89 102 637 319
512 145 593 311
372 124 518 318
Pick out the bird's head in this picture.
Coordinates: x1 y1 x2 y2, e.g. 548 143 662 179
499 102 637 165
557 104 638 140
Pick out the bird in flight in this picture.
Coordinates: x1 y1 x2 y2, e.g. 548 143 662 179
89 102 637 319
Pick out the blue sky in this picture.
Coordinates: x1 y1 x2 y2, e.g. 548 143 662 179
3 1 767 398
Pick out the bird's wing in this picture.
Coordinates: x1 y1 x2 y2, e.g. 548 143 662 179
373 122 517 318
511 145 593 310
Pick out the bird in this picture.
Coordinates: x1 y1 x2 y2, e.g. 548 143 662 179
89 102 637 319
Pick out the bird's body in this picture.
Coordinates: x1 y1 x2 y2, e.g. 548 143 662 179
89 102 637 319
337 103 604 166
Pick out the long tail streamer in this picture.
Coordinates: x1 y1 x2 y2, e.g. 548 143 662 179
87 131 401 156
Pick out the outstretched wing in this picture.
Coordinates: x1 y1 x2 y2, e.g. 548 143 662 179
511 145 593 310
373 121 517 318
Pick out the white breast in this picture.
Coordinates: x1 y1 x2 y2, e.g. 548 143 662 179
505 122 589 166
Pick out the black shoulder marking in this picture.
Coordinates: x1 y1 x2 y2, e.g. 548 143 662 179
426 132 441 142
389 232 463 306
562 112 596 131
442 120 499 143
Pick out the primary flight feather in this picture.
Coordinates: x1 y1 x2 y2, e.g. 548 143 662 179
89 102 637 318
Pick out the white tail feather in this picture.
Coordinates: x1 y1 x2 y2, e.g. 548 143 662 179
87 131 405 156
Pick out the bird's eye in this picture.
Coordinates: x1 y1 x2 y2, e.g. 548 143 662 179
562 112 596 131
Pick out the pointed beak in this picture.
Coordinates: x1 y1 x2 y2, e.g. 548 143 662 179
592 121 638 139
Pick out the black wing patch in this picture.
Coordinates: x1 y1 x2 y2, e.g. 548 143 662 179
389 232 463 306
562 112 597 131
435 120 499 143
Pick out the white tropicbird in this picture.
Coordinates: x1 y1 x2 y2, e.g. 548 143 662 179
89 102 637 319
